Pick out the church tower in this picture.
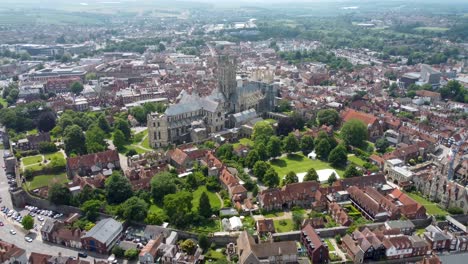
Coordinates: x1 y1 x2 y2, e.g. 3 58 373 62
217 55 237 112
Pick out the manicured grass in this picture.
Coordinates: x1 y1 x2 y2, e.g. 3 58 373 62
406 192 448 216
22 155 43 166
263 211 285 218
270 153 344 181
192 186 222 212
44 151 64 161
325 239 335 251
414 27 449 32
205 249 226 261
141 135 151 149
274 219 295 233
27 173 68 190
26 163 45 172
348 155 366 167
188 219 221 234
132 129 147 144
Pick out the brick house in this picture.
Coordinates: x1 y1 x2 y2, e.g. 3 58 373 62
258 181 325 211
328 202 352 226
424 225 453 251
341 108 382 139
256 219 275 238
301 224 329 264
383 236 413 259
237 231 298 264
81 218 123 254
41 219 83 249
16 132 51 151
66 149 120 178
0 241 27 264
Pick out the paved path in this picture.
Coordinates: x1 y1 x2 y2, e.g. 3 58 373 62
216 193 224 208
329 238 347 262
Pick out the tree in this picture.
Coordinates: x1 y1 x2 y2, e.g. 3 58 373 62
304 168 319 182
284 171 298 185
70 82 84 95
375 137 389 153
253 161 270 181
180 239 197 254
343 165 362 178
126 149 138 157
341 119 368 148
267 136 282 159
252 121 274 140
145 211 166 225
63 125 86 155
315 139 331 160
198 234 209 252
328 172 337 185
81 199 101 222
105 171 133 204
292 211 304 230
151 171 177 203
113 130 126 152
317 109 340 126
276 99 291 112
22 215 34 231
38 142 57 154
163 191 193 227
277 114 305 136
114 118 131 140
158 43 166 51
121 197 149 222
448 207 464 215
130 106 147 124
263 168 279 187
48 184 71 205
300 135 314 155
245 150 260 168
112 246 125 258
124 249 139 260
37 111 56 132
86 125 107 154
215 144 233 160
97 114 111 133
198 192 212 219
283 133 299 154
328 145 348 167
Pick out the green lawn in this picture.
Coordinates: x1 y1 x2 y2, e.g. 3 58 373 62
26 163 45 172
141 135 151 149
27 173 68 190
44 151 64 161
234 138 254 148
348 155 366 167
22 155 43 166
132 129 148 144
0 98 7 107
270 153 344 180
263 211 285 218
205 249 226 261
274 219 295 233
325 239 335 251
405 192 448 216
192 186 222 212
188 219 221 234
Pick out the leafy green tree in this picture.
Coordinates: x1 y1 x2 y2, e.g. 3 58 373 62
375 137 389 153
70 82 84 95
328 172 337 185
343 165 362 178
124 249 139 260
341 119 368 147
120 197 149 222
180 239 197 254
448 207 464 215
163 191 193 227
85 72 97 80
276 99 292 112
114 118 131 140
63 125 86 155
284 171 298 185
253 161 270 181
198 192 212 219
113 130 126 152
105 171 133 204
80 199 101 222
304 168 319 182
97 114 111 133
300 135 315 155
267 136 282 159
112 246 125 258
85 125 107 154
317 109 340 126
440 80 466 103
215 144 233 160
263 168 279 187
151 171 177 203
198 234 209 252
283 133 299 154
22 215 34 231
130 106 147 124
37 111 56 132
48 184 71 205
145 211 167 225
328 145 348 167
38 142 57 154
315 139 331 160
252 121 275 140
245 149 260 168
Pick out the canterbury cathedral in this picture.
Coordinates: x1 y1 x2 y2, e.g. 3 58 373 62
148 55 277 148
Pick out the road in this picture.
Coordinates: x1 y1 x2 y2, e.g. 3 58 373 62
0 149 108 261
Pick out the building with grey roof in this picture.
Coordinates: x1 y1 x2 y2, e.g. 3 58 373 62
81 218 123 254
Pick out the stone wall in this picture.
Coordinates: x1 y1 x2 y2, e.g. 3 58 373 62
11 189 81 215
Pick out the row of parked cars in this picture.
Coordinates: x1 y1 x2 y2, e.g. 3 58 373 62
6 173 20 192
1 206 25 223
25 205 63 220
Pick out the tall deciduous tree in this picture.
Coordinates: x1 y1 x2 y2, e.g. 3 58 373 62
263 168 279 187
252 121 274 140
80 199 101 222
284 171 298 185
64 125 86 155
328 172 337 185
97 114 111 133
151 171 177 203
245 149 260 168
300 135 315 155
70 81 84 95
22 215 34 231
283 133 299 154
113 129 126 152
114 118 131 140
37 111 56 132
315 139 331 160
48 184 71 205
304 168 319 182
341 119 368 148
198 192 212 219
267 136 282 159
343 165 362 178
328 145 348 167
120 197 149 222
163 191 193 227
105 171 133 204
85 125 107 154
253 161 270 182
317 109 340 126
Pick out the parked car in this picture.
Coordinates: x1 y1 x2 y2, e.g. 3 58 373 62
10 229 16 235
78 252 88 258
24 236 33 242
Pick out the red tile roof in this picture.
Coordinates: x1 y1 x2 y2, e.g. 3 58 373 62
342 108 378 126
67 149 119 171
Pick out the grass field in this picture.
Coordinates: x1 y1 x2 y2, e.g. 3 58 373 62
22 155 43 166
27 173 68 190
348 154 366 167
141 136 151 149
188 219 221 234
274 219 295 233
414 27 449 32
406 192 448 216
270 153 344 181
44 151 65 161
263 211 285 218
192 186 222 212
